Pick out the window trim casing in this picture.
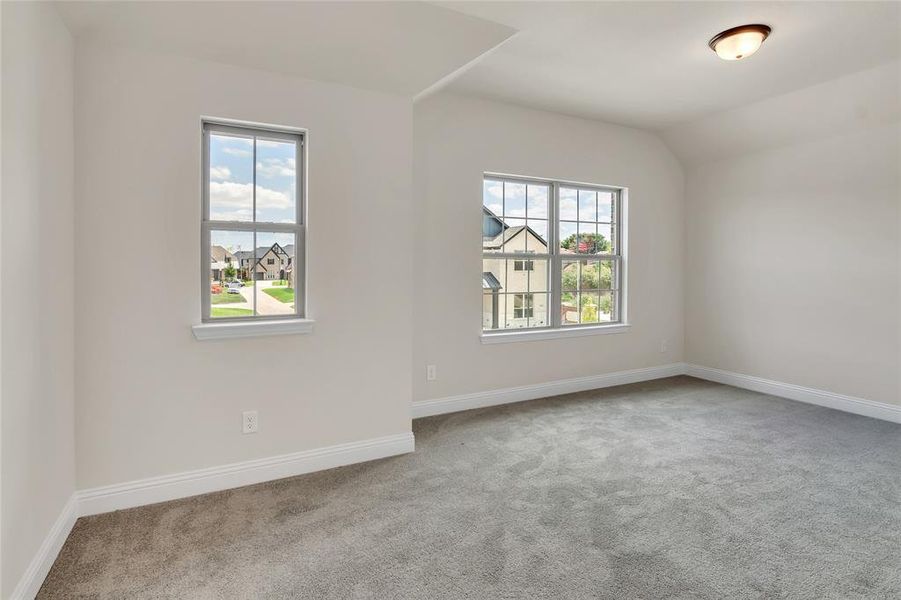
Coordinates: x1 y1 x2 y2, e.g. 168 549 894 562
481 173 629 338
200 118 307 324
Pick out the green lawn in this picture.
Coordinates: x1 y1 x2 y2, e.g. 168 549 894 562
211 292 245 305
272 279 290 286
211 307 253 318
263 287 295 303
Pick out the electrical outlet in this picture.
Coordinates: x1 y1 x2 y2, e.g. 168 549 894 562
242 410 258 434
426 364 437 381
660 339 669 353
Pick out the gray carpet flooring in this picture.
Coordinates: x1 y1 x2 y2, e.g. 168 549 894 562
39 376 901 599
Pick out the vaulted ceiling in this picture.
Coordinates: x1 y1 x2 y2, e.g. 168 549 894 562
54 1 516 97
56 0 900 142
438 1 901 129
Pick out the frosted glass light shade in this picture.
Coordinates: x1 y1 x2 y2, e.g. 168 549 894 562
709 25 771 61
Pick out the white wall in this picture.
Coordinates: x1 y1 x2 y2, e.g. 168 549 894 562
1 2 76 596
673 63 901 406
74 42 413 489
413 93 684 401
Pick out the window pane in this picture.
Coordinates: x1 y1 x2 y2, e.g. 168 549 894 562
599 260 615 290
209 134 253 221
483 179 504 215
528 293 550 328
524 219 548 253
580 291 600 324
483 291 497 329
562 292 580 325
598 191 615 222
580 260 599 290
597 222 615 254
526 183 549 219
255 138 297 224
504 182 526 218
562 260 578 292
599 291 615 323
528 258 549 293
254 232 296 316
578 190 597 222
559 221 577 254
559 187 578 220
577 222 598 254
210 230 253 319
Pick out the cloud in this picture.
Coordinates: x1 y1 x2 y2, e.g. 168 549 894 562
485 184 503 198
485 201 503 214
223 147 252 158
257 139 293 149
559 197 577 220
256 157 295 179
210 208 253 221
210 166 231 181
210 182 293 214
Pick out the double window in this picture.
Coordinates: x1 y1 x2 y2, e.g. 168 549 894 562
513 260 534 271
201 121 304 321
482 174 625 333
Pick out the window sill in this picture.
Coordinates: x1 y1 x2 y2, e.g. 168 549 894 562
481 323 630 344
192 318 315 341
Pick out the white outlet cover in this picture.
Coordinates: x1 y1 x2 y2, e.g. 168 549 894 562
242 410 258 434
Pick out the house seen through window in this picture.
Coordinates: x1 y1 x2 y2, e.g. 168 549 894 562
482 175 624 332
202 121 304 320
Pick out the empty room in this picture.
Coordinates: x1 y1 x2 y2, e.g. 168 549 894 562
2 1 900 598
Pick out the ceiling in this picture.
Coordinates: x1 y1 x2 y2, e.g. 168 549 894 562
437 1 901 129
54 1 515 97
55 1 900 132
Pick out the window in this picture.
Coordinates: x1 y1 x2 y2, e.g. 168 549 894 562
202 121 304 321
513 260 534 271
482 174 625 333
513 294 534 318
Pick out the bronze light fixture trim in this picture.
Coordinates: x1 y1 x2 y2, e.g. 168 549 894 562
708 24 772 60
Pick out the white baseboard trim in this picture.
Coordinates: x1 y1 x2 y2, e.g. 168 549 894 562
412 363 685 418
11 494 78 600
15 364 897 597
685 364 901 424
77 432 415 517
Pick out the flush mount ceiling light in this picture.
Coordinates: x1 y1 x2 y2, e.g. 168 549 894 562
708 24 771 61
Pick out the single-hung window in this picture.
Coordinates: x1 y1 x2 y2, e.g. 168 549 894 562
202 121 304 321
482 175 625 333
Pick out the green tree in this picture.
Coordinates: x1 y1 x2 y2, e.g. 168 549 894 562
600 294 613 316
581 295 598 322
561 261 612 292
223 262 237 282
560 233 610 254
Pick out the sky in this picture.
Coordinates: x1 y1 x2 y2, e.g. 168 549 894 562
209 133 297 253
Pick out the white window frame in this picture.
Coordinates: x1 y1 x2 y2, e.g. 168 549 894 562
200 119 306 324
481 173 629 343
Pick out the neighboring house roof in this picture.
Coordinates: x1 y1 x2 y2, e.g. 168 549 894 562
232 243 293 270
482 206 506 240
210 245 235 263
482 271 502 291
482 225 548 251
